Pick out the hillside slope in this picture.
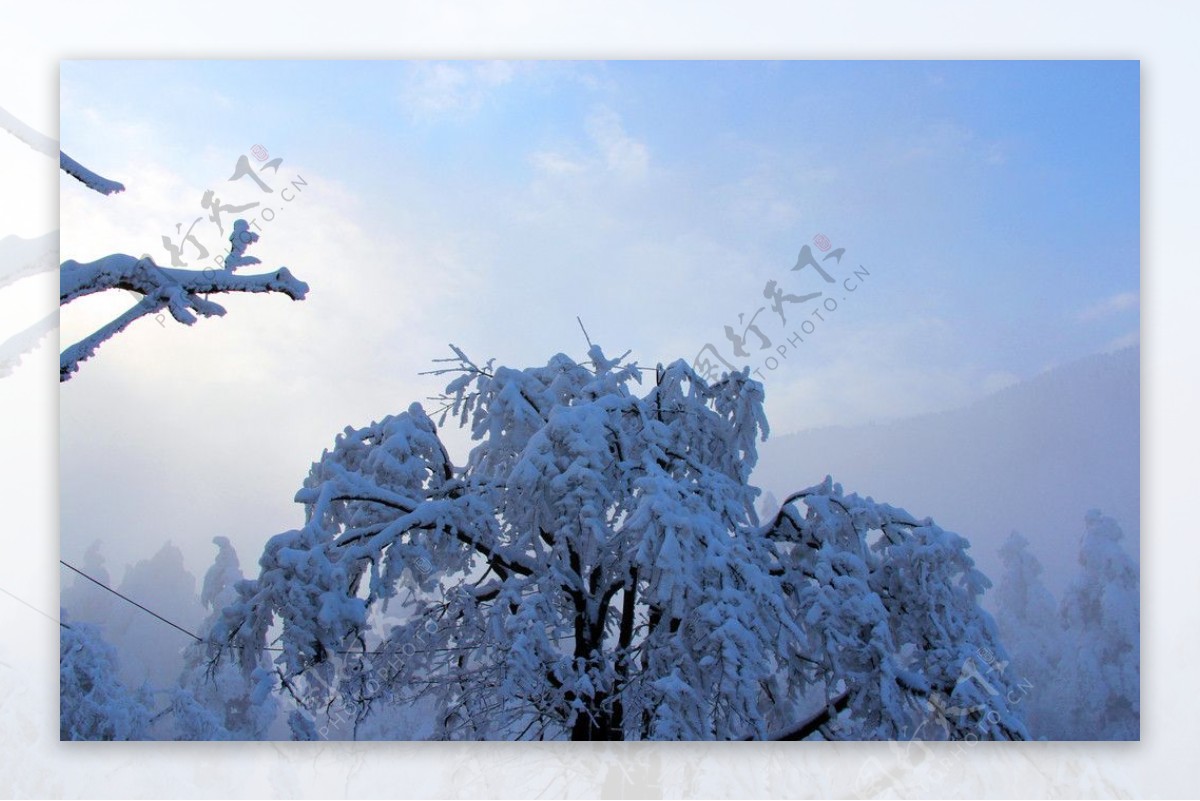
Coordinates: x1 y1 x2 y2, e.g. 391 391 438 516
753 347 1139 592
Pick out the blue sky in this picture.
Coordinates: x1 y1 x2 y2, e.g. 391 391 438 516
59 60 1139 578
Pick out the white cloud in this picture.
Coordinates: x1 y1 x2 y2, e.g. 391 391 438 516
720 165 839 231
529 149 586 176
1075 291 1139 322
585 107 649 180
523 107 649 186
400 61 517 116
1105 329 1140 352
901 120 1008 168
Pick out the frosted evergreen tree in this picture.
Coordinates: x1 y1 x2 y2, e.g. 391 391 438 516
175 537 277 740
213 345 1027 740
993 531 1062 737
61 540 116 626
1058 510 1139 739
60 615 153 740
758 490 780 521
110 542 202 691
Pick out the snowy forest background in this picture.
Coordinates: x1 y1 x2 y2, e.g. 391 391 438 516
58 61 1139 741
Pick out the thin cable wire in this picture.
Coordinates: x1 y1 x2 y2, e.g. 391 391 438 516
60 559 203 642
0 582 65 627
57 559 524 659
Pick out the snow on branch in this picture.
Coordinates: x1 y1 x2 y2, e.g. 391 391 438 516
1 105 124 194
59 151 126 195
0 311 55 379
0 231 56 293
0 105 57 157
3 105 124 193
0 111 62 378
0 233 57 376
59 220 308 381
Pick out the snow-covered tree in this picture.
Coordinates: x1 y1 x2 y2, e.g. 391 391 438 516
993 531 1062 737
60 540 116 626
1057 510 1139 739
213 345 1027 741
758 490 780 521
993 514 1140 740
995 533 1058 635
175 537 278 740
58 151 309 381
108 542 203 691
60 615 153 741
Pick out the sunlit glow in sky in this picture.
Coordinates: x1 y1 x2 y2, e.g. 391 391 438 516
59 60 1139 579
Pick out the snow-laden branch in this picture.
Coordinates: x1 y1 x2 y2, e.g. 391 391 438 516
1 106 124 194
60 253 307 308
59 221 308 381
0 231 56 292
59 151 125 195
49 121 309 381
0 311 55 379
762 689 851 741
0 233 57 377
0 105 57 157
0 108 60 380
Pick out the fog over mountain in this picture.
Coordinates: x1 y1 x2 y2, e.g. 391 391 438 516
753 346 1139 594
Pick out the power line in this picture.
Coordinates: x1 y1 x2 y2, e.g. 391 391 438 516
60 559 203 643
57 559 479 659
0 582 65 628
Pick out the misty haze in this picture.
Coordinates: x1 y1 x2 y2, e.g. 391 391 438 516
57 60 1139 742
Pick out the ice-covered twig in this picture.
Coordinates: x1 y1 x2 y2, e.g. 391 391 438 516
222 220 261 272
0 105 57 157
1 105 125 194
60 254 307 308
0 232 56 292
0 311 56 378
0 236 58 378
59 151 125 195
0 109 59 381
60 222 309 382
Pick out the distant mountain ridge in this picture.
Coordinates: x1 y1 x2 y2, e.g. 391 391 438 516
753 347 1139 593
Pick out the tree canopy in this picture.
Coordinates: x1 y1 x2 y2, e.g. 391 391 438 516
212 345 1027 741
